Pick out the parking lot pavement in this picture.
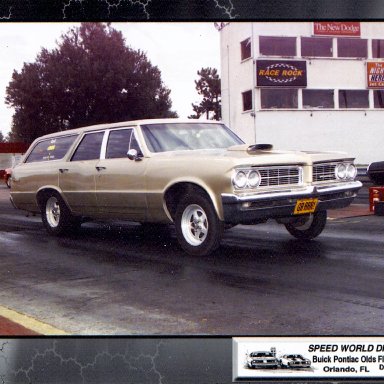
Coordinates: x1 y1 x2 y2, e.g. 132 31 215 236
327 204 373 219
0 178 384 336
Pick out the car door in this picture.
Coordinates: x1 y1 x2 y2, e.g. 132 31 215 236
58 131 104 215
94 127 147 220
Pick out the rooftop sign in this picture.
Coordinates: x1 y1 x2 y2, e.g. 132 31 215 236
313 22 361 37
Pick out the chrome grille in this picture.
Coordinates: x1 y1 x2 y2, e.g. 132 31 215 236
256 166 302 187
313 163 337 182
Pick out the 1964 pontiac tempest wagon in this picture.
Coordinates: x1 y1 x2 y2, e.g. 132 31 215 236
10 119 361 256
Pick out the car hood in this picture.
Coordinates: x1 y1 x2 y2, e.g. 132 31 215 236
155 144 349 166
226 144 349 164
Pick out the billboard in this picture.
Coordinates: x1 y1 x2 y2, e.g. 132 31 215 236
256 60 307 87
367 62 384 89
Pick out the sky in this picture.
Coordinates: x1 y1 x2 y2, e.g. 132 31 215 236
0 22 220 138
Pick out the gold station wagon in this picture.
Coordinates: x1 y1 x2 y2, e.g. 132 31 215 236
10 119 362 256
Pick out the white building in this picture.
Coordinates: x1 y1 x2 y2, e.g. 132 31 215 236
219 22 384 165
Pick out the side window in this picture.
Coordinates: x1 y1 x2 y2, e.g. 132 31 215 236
372 39 384 58
337 38 367 58
240 38 251 61
374 90 384 108
25 135 77 163
338 90 369 108
303 89 334 109
106 128 143 159
301 37 333 57
106 129 132 159
130 132 143 156
260 89 298 109
260 36 296 56
71 132 104 161
242 90 253 111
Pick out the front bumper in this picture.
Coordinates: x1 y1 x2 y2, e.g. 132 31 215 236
222 180 362 224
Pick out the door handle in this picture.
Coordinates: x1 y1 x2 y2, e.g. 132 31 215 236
59 168 69 173
96 166 107 171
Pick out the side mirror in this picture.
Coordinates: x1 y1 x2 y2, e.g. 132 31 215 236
127 149 142 161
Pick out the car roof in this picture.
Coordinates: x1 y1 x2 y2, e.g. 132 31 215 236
36 118 221 141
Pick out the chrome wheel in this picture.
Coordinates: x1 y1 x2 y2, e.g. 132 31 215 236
45 196 61 228
181 204 208 246
175 191 223 256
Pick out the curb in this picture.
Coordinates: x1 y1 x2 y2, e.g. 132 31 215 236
0 305 68 336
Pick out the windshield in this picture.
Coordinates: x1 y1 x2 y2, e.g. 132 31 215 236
140 122 244 153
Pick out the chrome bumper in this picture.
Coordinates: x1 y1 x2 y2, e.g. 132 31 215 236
221 180 362 224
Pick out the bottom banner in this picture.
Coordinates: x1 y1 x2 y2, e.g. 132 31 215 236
2 337 384 383
0 337 232 384
233 337 384 381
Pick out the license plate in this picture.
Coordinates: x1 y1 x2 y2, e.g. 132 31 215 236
294 198 318 215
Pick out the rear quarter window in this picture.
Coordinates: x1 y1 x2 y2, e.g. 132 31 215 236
25 135 78 163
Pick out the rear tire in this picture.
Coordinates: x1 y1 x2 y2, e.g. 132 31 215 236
41 192 80 235
285 210 327 240
5 176 11 188
175 192 223 256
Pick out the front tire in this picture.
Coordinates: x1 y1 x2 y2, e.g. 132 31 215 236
41 192 80 235
285 210 327 240
175 193 223 256
5 176 11 188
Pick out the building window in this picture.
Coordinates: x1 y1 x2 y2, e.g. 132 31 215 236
373 90 384 108
242 90 253 111
240 38 251 61
339 90 369 108
301 37 333 57
260 89 298 109
372 39 384 58
337 38 367 58
259 36 296 57
303 89 334 109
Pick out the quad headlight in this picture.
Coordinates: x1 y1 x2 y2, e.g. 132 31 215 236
335 162 357 180
346 163 357 179
232 169 261 189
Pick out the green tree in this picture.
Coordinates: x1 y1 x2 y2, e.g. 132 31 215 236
6 23 177 143
189 67 221 120
0 132 4 143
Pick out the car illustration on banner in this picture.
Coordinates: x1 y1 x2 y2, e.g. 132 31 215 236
279 354 311 369
246 351 280 369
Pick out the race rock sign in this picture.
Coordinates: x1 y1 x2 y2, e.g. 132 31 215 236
256 60 307 87
367 62 384 89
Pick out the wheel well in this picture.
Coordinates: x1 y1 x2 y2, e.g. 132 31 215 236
36 188 60 209
164 183 211 220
